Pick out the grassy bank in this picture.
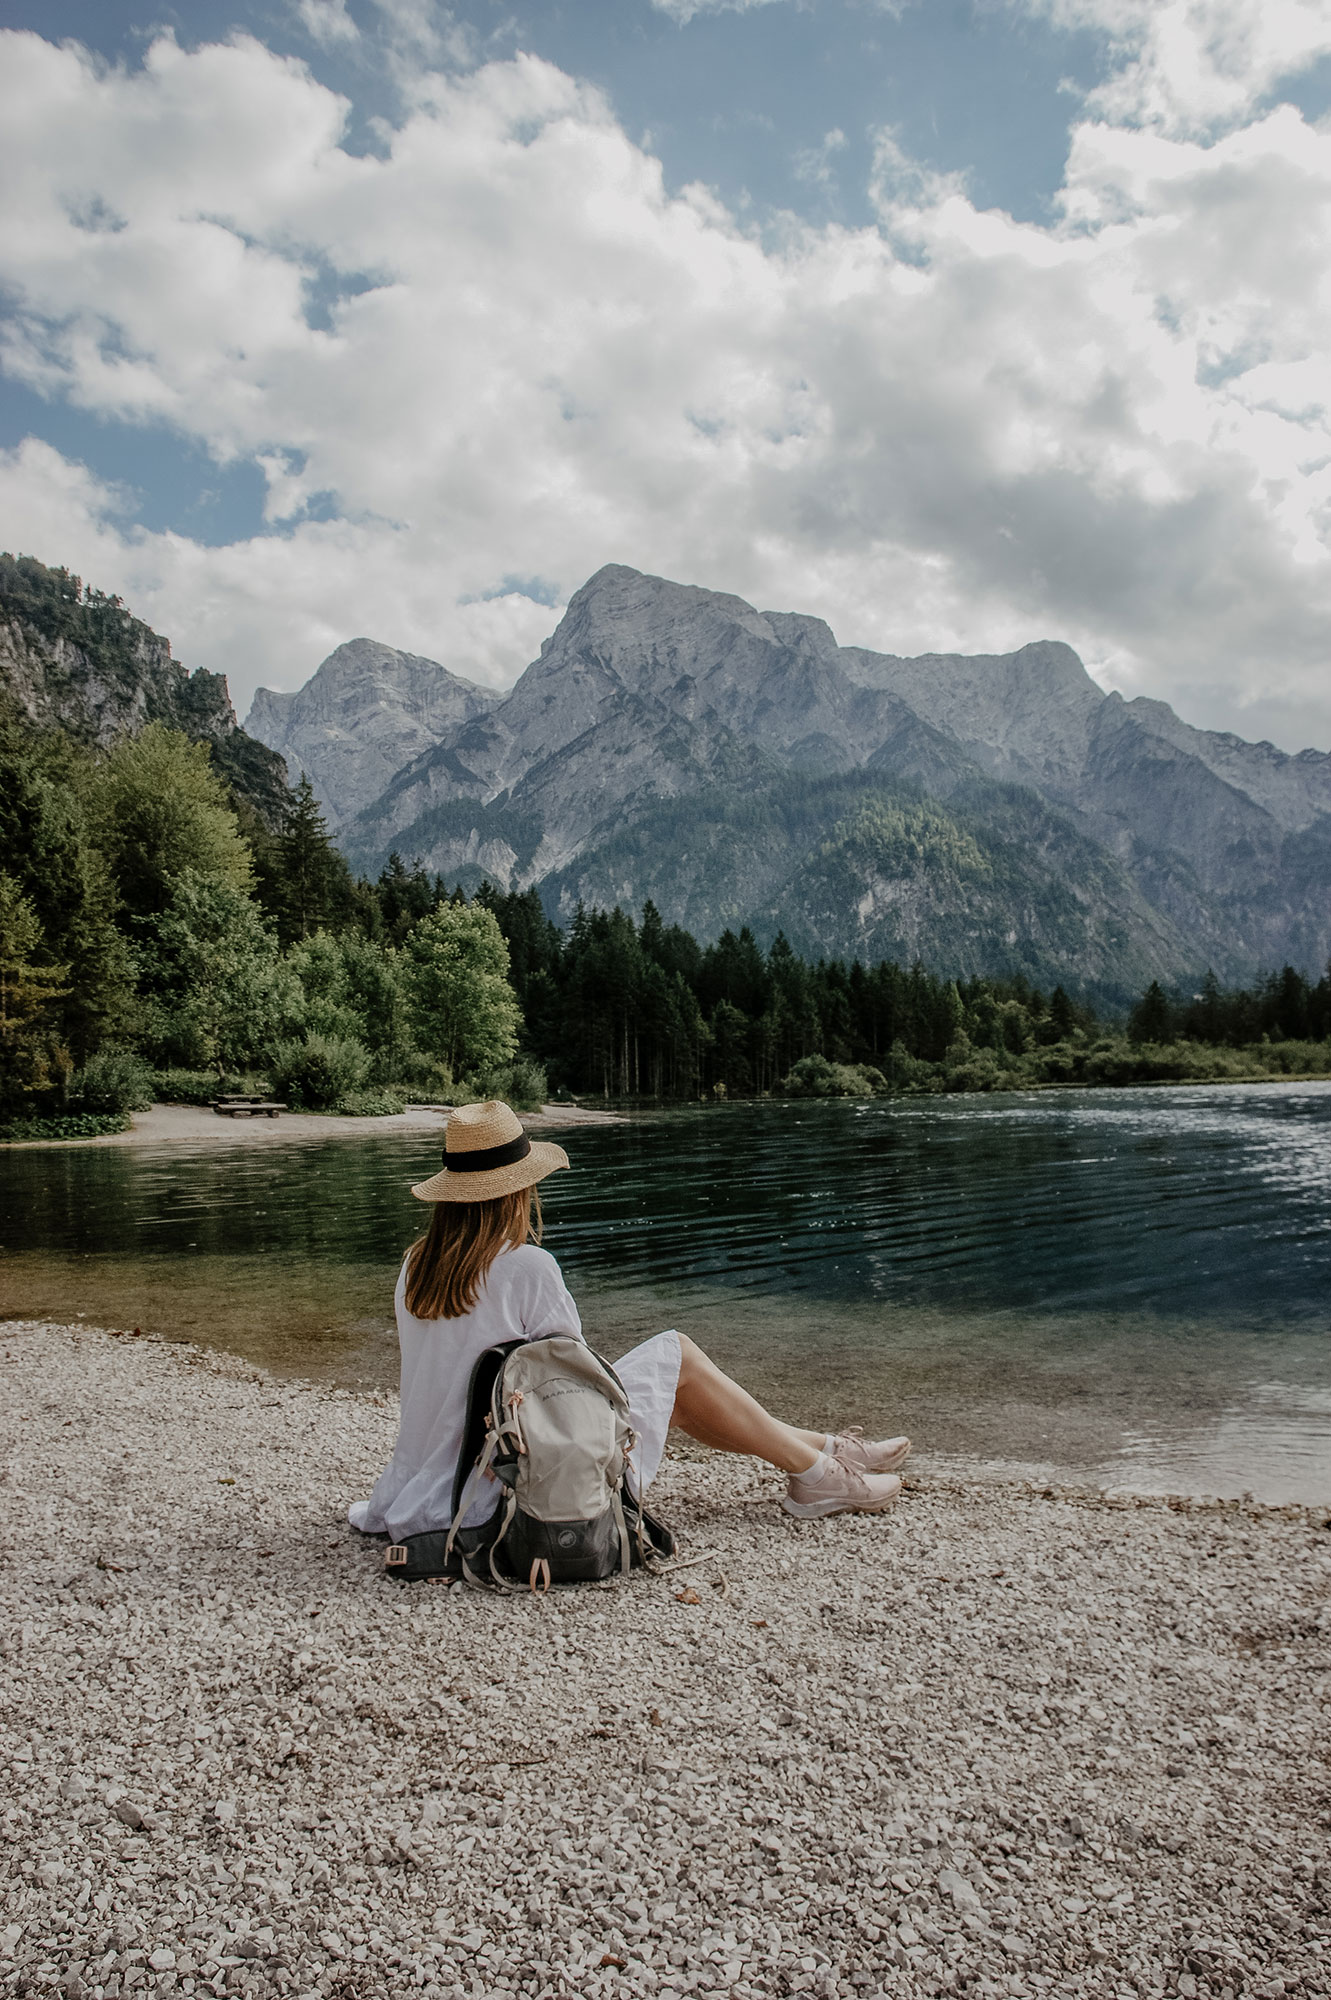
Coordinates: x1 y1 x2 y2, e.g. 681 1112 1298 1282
778 1036 1331 1099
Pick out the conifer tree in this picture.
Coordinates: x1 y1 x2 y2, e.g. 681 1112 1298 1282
1128 980 1174 1044
275 778 351 943
1048 984 1076 1039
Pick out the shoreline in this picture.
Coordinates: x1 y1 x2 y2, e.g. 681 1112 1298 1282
0 1100 628 1151
3 1319 1327 2000
5 1073 1329 1149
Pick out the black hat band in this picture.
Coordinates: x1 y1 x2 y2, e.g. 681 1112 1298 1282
444 1133 532 1173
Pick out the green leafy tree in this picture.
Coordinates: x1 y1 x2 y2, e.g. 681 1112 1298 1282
149 873 300 1074
288 928 417 1082
0 871 70 1112
779 1053 888 1098
335 930 416 1081
287 930 363 1043
85 723 253 922
0 715 132 1058
400 901 521 1080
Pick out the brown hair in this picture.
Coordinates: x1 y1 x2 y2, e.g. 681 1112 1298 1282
403 1188 542 1321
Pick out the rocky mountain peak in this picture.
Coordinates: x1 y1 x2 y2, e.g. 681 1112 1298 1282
245 636 497 829
246 559 1329 988
528 564 794 697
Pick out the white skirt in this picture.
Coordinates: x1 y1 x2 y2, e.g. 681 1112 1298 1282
613 1327 683 1494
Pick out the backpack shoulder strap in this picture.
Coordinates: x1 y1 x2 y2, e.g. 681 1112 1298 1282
585 1345 630 1400
451 1339 524 1522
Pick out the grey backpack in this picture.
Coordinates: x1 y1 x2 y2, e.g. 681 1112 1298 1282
383 1336 674 1591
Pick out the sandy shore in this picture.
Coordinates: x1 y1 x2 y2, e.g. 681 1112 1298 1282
9 1102 627 1150
2 1321 1328 2000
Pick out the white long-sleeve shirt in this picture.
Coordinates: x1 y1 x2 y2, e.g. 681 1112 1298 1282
348 1243 583 1542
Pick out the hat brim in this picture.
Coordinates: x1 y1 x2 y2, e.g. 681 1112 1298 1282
410 1140 570 1203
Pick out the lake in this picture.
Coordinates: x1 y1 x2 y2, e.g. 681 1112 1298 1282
3 1083 1330 1503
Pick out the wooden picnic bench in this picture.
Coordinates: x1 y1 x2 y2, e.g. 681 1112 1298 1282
212 1096 287 1119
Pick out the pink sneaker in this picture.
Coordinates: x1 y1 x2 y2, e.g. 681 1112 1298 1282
783 1456 903 1519
828 1430 912 1476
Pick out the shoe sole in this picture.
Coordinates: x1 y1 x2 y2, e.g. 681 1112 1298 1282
781 1487 902 1520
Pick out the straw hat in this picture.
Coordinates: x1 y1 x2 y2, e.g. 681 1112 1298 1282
410 1100 570 1203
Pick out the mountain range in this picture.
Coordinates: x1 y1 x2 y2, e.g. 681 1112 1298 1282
245 564 1331 1000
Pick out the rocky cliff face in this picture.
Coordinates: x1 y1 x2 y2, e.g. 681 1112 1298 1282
245 638 498 830
278 563 1331 991
0 554 291 826
343 567 952 876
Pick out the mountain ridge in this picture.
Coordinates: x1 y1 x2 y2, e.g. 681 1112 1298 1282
242 563 1327 992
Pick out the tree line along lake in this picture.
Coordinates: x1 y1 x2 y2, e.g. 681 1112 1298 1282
3 1081 1330 1505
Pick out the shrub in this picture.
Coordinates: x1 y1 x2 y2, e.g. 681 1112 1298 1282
152 1068 267 1105
467 1057 549 1113
941 1045 1009 1093
1258 1040 1331 1076
67 1047 157 1115
879 1042 941 1092
334 1088 406 1117
0 1111 131 1142
394 1052 455 1101
267 1033 372 1110
1026 1041 1089 1086
1081 1038 1208 1085
777 1054 888 1099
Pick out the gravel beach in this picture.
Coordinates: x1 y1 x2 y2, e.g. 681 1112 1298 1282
3 1320 1329 2000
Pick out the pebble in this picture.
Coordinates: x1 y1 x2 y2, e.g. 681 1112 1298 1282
2 1318 1329 2000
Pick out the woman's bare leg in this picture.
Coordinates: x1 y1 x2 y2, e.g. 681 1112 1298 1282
670 1333 824 1475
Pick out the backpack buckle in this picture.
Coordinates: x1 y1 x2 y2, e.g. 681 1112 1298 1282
384 1545 409 1568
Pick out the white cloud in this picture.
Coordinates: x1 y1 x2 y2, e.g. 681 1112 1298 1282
0 20 1329 751
649 0 790 23
295 0 360 48
794 126 848 191
0 436 559 708
366 0 477 68
1026 0 1331 136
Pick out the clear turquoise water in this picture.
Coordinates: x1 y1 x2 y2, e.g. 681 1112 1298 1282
4 1083 1330 1502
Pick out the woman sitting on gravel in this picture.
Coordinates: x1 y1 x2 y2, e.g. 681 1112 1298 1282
349 1100 908 1547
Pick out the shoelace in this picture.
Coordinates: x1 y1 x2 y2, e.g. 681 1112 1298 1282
794 1454 870 1495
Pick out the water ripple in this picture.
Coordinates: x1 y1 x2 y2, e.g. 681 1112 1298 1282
3 1081 1330 1499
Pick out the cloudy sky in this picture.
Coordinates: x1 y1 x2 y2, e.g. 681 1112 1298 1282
1 0 1330 750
